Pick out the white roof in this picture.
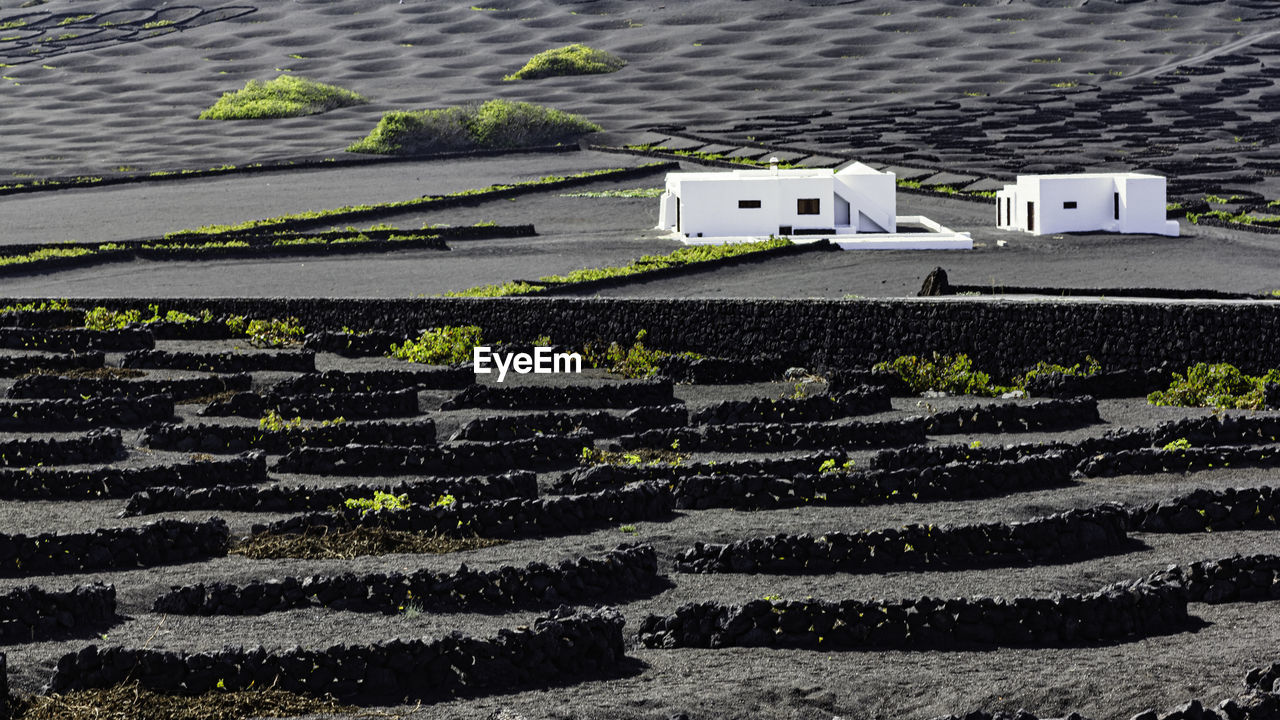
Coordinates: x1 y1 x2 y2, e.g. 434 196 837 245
1019 172 1164 181
667 161 885 183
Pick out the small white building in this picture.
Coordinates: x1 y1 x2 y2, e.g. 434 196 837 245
657 161 898 239
996 173 1179 237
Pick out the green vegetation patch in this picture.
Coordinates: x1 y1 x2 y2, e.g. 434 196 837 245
84 304 212 331
347 99 600 155
584 329 701 379
344 490 411 515
581 445 688 466
503 43 626 81
1148 362 1280 410
390 325 483 365
874 353 1102 397
0 299 70 313
198 74 367 120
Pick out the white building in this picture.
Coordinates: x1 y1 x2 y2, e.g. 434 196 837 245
657 161 897 239
996 173 1179 237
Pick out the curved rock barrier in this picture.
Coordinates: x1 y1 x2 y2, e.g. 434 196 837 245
0 452 265 501
121 349 316 373
1249 663 1280 693
0 518 228 577
689 388 891 425
138 320 238 341
1128 487 1280 533
669 454 1073 510
0 351 104 377
1022 368 1172 399
273 436 582 476
253 481 673 541
922 397 1101 435
616 418 926 453
271 368 472 394
657 353 789 384
0 429 122 467
144 418 437 454
302 329 410 357
199 389 420 420
7 373 251 400
0 327 153 353
122 470 538 516
0 394 174 431
152 544 656 615
452 405 687 442
552 452 854 494
1077 446 1280 478
1147 554 1280 604
0 308 83 329
0 582 116 643
441 380 676 410
47 606 626 702
673 508 1128 574
826 369 911 396
637 580 1189 650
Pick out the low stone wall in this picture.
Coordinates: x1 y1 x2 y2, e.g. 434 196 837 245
253 481 673 541
1146 554 1280 603
0 327 153 353
144 419 438 454
441 380 676 410
122 470 538 516
0 429 121 467
617 418 926 453
0 582 115 643
452 405 687 442
551 452 854 494
1022 368 1172 399
8 373 251 400
0 452 265 501
47 606 626 702
0 351 104 377
302 330 410 358
199 389 420 420
922 397 1101 434
689 387 891 425
0 394 174 431
0 518 228 577
0 308 83 329
1078 446 1280 477
657 354 789 384
271 368 472 393
1127 486 1280 533
272 436 582 476
673 508 1128 574
637 580 1189 650
668 454 1073 510
121 349 316 373
152 544 656 615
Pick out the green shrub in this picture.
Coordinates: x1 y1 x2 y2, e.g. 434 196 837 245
347 99 600 155
198 74 367 120
259 410 303 432
1014 356 1101 389
0 299 70 313
343 491 411 515
245 317 304 347
443 281 546 298
0 247 93 267
390 325 483 365
1162 438 1192 452
504 43 625 81
583 329 699 379
874 353 1007 396
1147 362 1280 410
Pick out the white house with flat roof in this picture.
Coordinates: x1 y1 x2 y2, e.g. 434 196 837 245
654 160 971 250
657 160 897 238
996 173 1179 237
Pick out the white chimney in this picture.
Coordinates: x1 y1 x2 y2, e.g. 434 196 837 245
769 157 779 175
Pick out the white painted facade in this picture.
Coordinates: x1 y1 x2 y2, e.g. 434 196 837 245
996 173 1179 237
657 161 897 239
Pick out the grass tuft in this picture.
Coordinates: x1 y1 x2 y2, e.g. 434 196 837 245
231 527 504 560
198 74 367 120
503 43 626 81
347 99 600 155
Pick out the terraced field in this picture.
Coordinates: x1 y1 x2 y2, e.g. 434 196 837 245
0 305 1275 719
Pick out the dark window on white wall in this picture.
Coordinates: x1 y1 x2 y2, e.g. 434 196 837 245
1063 201 1078 209
797 198 820 215
738 200 762 209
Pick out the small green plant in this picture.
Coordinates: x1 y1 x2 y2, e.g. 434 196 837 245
347 99 600 155
199 74 367 119
762 594 782 602
1148 362 1280 411
0 299 70 314
343 491 411 515
969 440 983 450
1162 438 1192 452
503 43 626 81
818 458 854 473
619 524 637 533
582 329 699 379
432 493 457 508
1014 356 1101 390
390 325 483 365
259 410 303 432
245 316 305 347
874 353 1006 396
